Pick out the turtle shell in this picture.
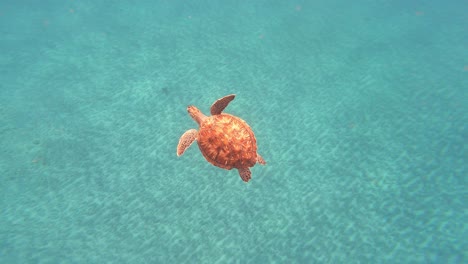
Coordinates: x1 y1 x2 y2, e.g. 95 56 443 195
197 113 257 170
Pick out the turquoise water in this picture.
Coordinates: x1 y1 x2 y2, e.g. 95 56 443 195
1 0 466 263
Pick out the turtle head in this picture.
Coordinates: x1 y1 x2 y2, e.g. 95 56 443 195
187 105 206 125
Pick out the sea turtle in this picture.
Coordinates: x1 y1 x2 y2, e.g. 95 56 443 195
177 94 266 182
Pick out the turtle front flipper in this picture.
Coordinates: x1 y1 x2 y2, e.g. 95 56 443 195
210 94 235 115
177 129 198 156
238 167 251 182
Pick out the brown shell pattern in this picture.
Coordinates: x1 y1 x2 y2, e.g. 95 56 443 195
197 114 257 170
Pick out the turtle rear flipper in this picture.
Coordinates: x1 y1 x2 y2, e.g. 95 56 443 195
210 94 235 115
257 154 266 165
238 167 251 182
177 129 198 156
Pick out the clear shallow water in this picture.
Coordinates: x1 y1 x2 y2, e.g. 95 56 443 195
0 0 466 263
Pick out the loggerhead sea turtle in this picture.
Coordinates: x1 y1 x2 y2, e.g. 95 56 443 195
177 94 266 182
